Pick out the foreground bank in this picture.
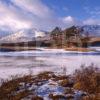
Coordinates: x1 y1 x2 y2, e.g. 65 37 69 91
0 65 99 100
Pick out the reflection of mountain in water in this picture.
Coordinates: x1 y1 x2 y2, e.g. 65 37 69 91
0 48 100 56
91 42 100 47
0 48 15 52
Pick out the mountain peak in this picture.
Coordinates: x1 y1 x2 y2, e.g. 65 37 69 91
0 28 47 43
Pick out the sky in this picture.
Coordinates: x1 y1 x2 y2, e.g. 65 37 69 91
0 0 100 33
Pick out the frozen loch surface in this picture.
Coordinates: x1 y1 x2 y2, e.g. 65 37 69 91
0 48 100 80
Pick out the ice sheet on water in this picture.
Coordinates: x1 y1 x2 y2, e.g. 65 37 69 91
0 48 100 80
0 48 100 57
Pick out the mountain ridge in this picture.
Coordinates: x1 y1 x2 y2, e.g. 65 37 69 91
0 28 48 43
0 25 100 43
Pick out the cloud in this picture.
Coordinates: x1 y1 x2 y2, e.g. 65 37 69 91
84 6 100 18
62 16 75 24
0 0 33 32
83 18 100 25
0 0 79 34
11 0 54 19
83 6 100 25
0 0 99 35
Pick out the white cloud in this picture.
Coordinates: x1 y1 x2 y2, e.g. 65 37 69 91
84 6 100 18
61 16 83 28
0 0 99 35
11 0 54 18
0 0 77 33
83 6 100 25
62 16 75 24
83 18 100 25
0 0 33 31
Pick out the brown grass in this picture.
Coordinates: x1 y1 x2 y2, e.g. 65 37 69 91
74 64 100 99
65 47 95 52
0 75 33 100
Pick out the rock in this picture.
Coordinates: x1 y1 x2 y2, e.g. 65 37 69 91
37 71 54 80
53 75 68 81
59 79 69 87
49 94 67 100
66 94 74 99
59 79 74 87
74 90 87 100
64 87 74 94
32 96 43 100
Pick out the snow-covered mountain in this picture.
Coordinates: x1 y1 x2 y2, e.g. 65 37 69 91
0 25 100 43
81 25 100 37
0 28 48 43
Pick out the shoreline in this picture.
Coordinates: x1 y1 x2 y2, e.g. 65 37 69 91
0 46 96 52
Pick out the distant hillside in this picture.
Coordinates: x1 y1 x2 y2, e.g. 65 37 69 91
79 25 100 37
0 25 100 48
50 25 100 47
0 28 48 43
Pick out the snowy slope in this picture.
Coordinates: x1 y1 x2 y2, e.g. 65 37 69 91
0 28 47 43
81 25 100 37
